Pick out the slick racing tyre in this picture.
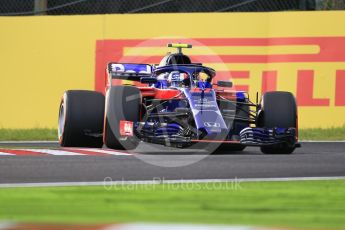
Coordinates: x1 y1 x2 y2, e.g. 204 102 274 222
104 86 141 150
258 91 297 154
58 90 105 148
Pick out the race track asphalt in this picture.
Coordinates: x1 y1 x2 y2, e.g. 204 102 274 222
0 142 344 183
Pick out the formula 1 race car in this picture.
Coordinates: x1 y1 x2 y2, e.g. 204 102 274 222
58 43 300 154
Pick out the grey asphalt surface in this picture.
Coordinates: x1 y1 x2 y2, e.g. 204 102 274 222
0 142 344 183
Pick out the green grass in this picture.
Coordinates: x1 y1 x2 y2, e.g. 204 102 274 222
0 180 345 228
299 125 345 140
0 128 57 141
0 126 344 141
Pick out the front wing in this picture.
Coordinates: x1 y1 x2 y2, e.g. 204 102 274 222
239 127 298 147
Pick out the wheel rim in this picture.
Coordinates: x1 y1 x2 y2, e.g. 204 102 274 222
58 103 65 140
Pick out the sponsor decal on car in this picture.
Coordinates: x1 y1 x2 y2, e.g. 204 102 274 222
119 120 134 137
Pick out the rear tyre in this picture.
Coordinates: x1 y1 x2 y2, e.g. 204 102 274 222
104 86 141 150
258 91 297 154
58 90 105 147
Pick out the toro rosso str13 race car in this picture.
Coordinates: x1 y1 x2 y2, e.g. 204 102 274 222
58 43 300 154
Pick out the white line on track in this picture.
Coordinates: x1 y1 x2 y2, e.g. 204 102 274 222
0 148 134 156
1 176 345 188
0 152 14 156
18 149 84 156
74 148 132 156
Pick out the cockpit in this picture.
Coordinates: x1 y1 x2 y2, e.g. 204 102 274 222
154 69 213 89
153 43 216 89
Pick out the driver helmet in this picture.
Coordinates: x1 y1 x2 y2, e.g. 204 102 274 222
167 71 188 88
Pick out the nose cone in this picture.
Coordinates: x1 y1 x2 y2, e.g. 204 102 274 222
182 88 229 141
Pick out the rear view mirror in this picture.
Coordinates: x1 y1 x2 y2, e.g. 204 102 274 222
140 77 157 84
217 80 233 88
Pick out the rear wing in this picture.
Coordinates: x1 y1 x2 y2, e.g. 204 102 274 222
107 63 153 82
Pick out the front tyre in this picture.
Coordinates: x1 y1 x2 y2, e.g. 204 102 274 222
104 86 141 150
58 90 105 147
258 91 297 154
